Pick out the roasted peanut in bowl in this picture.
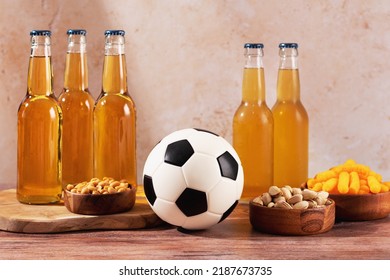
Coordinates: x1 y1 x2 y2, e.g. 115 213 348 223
63 177 137 215
249 185 335 236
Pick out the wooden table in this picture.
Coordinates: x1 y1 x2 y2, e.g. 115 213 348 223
0 184 389 260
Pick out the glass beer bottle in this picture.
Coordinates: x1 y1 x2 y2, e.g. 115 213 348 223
58 29 94 187
17 30 62 204
233 43 273 201
272 43 309 188
94 30 137 187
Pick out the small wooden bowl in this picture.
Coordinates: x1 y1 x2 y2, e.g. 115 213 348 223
330 192 390 221
63 186 137 215
249 199 336 235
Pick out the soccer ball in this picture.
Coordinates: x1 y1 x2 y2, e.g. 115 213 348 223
142 128 244 230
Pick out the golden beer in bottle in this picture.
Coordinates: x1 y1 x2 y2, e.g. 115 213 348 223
233 43 273 200
17 30 62 204
272 43 309 188
58 29 94 186
94 30 137 187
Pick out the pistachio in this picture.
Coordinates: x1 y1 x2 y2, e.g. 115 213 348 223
253 185 330 210
268 186 282 197
287 194 303 204
253 196 264 206
308 200 318 208
283 185 293 193
261 192 272 205
267 202 275 208
302 189 318 200
293 200 309 209
317 191 329 200
315 196 327 206
275 201 293 209
281 187 292 200
292 188 302 195
273 196 286 204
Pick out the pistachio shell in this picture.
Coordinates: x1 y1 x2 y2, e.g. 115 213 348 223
273 196 286 204
253 196 264 206
261 192 272 205
287 194 303 204
268 186 282 197
281 187 292 200
275 201 293 209
293 200 309 209
302 189 318 200
292 188 302 195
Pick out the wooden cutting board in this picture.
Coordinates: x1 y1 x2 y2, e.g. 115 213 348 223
0 188 163 233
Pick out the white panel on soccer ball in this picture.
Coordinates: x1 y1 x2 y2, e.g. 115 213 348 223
235 166 244 199
182 153 221 192
208 178 238 214
142 141 167 177
185 129 227 158
152 198 187 227
181 211 221 230
152 164 187 201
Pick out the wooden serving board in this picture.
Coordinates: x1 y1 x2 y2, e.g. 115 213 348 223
0 188 163 233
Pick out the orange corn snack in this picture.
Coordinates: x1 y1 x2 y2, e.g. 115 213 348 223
307 159 389 195
337 171 350 194
367 176 381 194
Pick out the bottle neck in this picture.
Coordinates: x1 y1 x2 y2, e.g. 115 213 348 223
27 35 53 96
242 47 265 103
102 34 127 93
276 69 300 102
277 47 300 102
64 34 88 91
242 68 265 103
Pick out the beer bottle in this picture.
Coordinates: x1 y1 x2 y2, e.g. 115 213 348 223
233 43 273 201
58 29 94 187
94 30 137 187
272 43 309 188
17 30 62 204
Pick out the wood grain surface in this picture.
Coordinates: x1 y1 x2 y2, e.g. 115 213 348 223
0 184 389 260
0 188 162 233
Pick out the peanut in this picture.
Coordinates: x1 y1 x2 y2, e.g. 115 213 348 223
65 178 132 195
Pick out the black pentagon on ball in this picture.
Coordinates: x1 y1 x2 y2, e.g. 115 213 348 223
175 188 208 217
143 175 157 206
217 151 239 180
164 139 195 167
219 200 238 223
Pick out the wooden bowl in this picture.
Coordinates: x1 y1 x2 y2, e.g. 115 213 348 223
249 199 335 235
330 192 390 221
63 186 137 215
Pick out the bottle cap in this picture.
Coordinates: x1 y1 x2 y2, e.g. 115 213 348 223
244 43 264 49
105 30 125 36
30 30 51 36
279 43 298 49
67 29 87 35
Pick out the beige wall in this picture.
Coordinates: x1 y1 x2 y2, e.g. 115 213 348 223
1 0 390 185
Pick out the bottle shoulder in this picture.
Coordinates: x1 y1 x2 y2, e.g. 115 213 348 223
94 92 136 112
96 92 135 103
18 94 62 114
234 102 273 121
234 102 272 114
58 89 95 103
271 101 308 119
